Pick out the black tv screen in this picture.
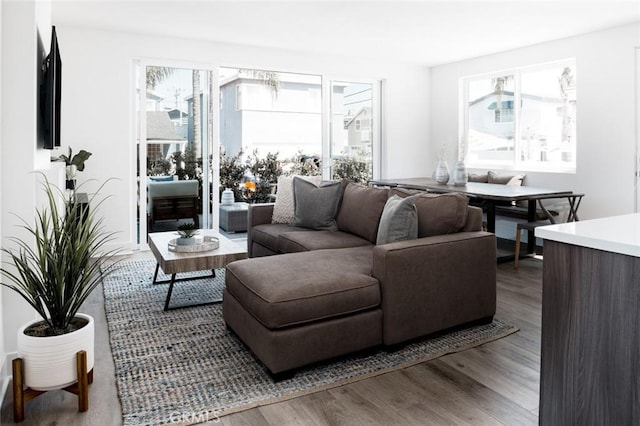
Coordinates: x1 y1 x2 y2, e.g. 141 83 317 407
41 26 61 150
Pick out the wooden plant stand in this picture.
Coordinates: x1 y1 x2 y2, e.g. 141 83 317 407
12 350 93 422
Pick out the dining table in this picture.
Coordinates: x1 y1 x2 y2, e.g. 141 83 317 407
369 177 574 256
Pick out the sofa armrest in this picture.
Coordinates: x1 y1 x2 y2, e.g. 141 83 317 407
461 205 483 232
247 203 275 257
372 231 496 345
248 203 275 227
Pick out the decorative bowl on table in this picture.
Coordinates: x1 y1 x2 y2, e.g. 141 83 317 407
168 236 219 253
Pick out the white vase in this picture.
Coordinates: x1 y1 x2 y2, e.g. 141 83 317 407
65 165 77 180
17 313 94 391
435 160 450 184
221 188 234 205
453 161 468 186
176 236 196 246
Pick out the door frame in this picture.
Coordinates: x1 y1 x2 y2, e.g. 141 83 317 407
133 59 218 249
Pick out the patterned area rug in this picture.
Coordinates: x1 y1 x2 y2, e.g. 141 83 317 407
102 259 518 426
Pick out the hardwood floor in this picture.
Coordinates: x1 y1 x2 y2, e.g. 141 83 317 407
1 251 543 425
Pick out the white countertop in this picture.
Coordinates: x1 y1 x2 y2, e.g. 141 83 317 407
535 213 640 257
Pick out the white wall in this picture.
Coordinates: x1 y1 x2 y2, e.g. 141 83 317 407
0 0 4 397
1 0 55 393
54 26 431 251
430 23 640 224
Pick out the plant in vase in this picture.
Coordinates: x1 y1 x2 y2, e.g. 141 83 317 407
176 222 199 246
0 175 120 418
54 147 92 190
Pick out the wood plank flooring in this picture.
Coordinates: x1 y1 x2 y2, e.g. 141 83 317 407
1 251 543 425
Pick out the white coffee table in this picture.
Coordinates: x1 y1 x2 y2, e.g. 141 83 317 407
148 229 248 311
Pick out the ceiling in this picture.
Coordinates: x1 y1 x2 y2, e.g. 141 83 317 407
52 0 640 66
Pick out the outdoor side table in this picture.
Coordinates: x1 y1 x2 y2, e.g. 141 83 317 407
219 202 249 233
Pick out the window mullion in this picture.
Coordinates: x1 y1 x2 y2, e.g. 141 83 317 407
514 72 522 169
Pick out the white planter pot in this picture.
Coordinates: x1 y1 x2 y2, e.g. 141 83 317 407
221 188 235 205
17 313 94 391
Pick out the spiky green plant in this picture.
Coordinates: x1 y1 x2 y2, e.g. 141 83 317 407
177 222 199 238
0 175 121 335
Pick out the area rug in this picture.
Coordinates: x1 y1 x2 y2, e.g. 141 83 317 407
102 259 518 426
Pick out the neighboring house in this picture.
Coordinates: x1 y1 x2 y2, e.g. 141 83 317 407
468 91 575 161
146 111 187 160
218 71 324 159
136 88 164 112
344 106 372 160
166 108 188 140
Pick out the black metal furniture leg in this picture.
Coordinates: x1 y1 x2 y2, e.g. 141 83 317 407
152 263 160 284
164 274 177 311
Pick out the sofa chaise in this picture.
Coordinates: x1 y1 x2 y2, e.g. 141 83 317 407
223 181 496 377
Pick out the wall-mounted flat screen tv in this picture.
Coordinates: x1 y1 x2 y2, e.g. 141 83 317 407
40 25 61 150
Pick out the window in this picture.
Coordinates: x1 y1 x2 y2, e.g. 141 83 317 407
220 68 323 160
220 68 380 183
330 81 375 182
461 60 576 172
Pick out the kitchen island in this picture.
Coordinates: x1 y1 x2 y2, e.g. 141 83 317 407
536 214 640 425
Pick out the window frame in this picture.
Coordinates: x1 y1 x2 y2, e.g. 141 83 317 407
460 59 576 174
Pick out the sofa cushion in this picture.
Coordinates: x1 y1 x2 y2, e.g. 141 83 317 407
336 183 388 243
251 223 308 252
376 195 418 245
407 192 469 237
388 187 421 198
293 177 343 231
488 170 525 186
277 230 372 253
272 175 322 224
225 246 380 329
468 173 489 183
148 175 176 182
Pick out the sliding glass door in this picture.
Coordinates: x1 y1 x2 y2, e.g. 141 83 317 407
329 81 376 182
136 64 214 245
133 63 381 247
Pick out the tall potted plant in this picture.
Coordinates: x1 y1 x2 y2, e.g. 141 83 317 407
1 175 120 391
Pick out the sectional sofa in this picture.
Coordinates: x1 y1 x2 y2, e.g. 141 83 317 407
223 181 497 377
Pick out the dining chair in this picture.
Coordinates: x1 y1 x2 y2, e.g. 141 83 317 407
514 194 584 269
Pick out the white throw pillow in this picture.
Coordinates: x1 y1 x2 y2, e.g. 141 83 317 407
271 175 322 224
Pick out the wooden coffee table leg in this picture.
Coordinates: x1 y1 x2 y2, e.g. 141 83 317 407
164 274 177 311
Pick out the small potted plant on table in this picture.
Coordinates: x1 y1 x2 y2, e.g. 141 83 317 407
176 222 199 246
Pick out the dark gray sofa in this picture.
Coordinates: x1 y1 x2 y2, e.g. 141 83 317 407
223 183 497 376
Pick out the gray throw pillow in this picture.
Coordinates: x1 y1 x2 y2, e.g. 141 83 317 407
293 177 342 231
376 195 418 245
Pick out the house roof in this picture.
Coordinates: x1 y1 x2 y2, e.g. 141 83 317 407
146 111 186 142
344 107 371 128
166 109 187 120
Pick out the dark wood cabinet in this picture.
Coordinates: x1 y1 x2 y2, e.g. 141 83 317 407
540 240 640 425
